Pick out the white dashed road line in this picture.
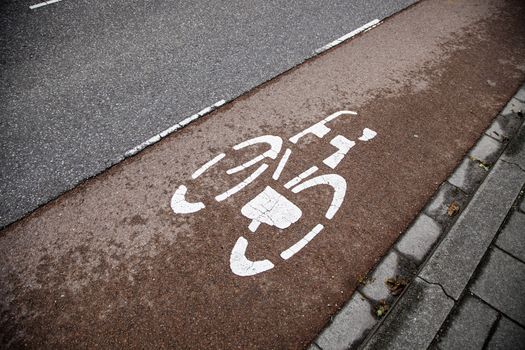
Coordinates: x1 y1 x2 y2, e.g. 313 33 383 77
315 19 381 54
118 20 381 162
29 0 61 10
124 99 226 158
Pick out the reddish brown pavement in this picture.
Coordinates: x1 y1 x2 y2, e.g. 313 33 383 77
2 0 525 348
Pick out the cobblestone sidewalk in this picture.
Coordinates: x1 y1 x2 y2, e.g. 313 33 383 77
309 85 525 350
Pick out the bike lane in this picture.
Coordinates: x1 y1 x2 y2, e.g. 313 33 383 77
1 0 525 348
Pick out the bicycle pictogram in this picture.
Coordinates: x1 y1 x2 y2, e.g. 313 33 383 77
171 111 377 276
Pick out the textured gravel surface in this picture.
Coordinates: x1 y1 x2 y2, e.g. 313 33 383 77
0 0 416 228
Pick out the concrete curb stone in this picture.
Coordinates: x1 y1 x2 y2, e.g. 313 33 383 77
358 250 415 303
469 134 505 165
485 112 523 143
307 343 322 350
309 84 525 350
423 181 468 229
360 277 454 350
394 214 442 263
501 122 525 169
501 97 525 116
447 157 489 194
315 292 376 350
418 159 525 300
515 85 525 102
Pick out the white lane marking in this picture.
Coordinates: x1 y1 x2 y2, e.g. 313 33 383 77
213 100 226 108
280 224 324 260
291 174 346 219
159 124 181 138
29 0 62 9
323 135 356 169
325 110 357 122
291 122 330 143
124 99 226 157
198 106 212 116
30 2 47 9
232 135 282 153
358 128 377 141
170 185 205 214
248 220 260 233
230 236 275 276
289 110 357 144
227 155 266 175
191 153 225 179
179 114 199 127
215 164 269 202
315 19 381 54
284 166 318 189
241 186 302 233
125 134 161 157
272 148 291 180
226 135 282 174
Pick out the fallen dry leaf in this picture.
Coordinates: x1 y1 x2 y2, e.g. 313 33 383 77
357 275 374 286
385 276 408 296
447 201 460 217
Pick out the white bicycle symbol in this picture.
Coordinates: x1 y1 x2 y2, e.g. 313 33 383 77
171 111 377 276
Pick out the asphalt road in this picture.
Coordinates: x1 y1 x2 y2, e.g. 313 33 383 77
0 0 417 228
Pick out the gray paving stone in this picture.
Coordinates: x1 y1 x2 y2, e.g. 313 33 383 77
395 214 442 263
501 122 525 170
502 98 525 116
496 211 525 262
515 84 525 102
469 135 505 165
361 277 454 350
434 296 498 350
485 113 523 142
448 157 490 194
471 247 525 327
359 250 415 303
420 160 525 299
424 182 469 228
486 317 525 350
316 292 376 350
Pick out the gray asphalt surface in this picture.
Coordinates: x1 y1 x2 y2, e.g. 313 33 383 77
0 0 416 228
